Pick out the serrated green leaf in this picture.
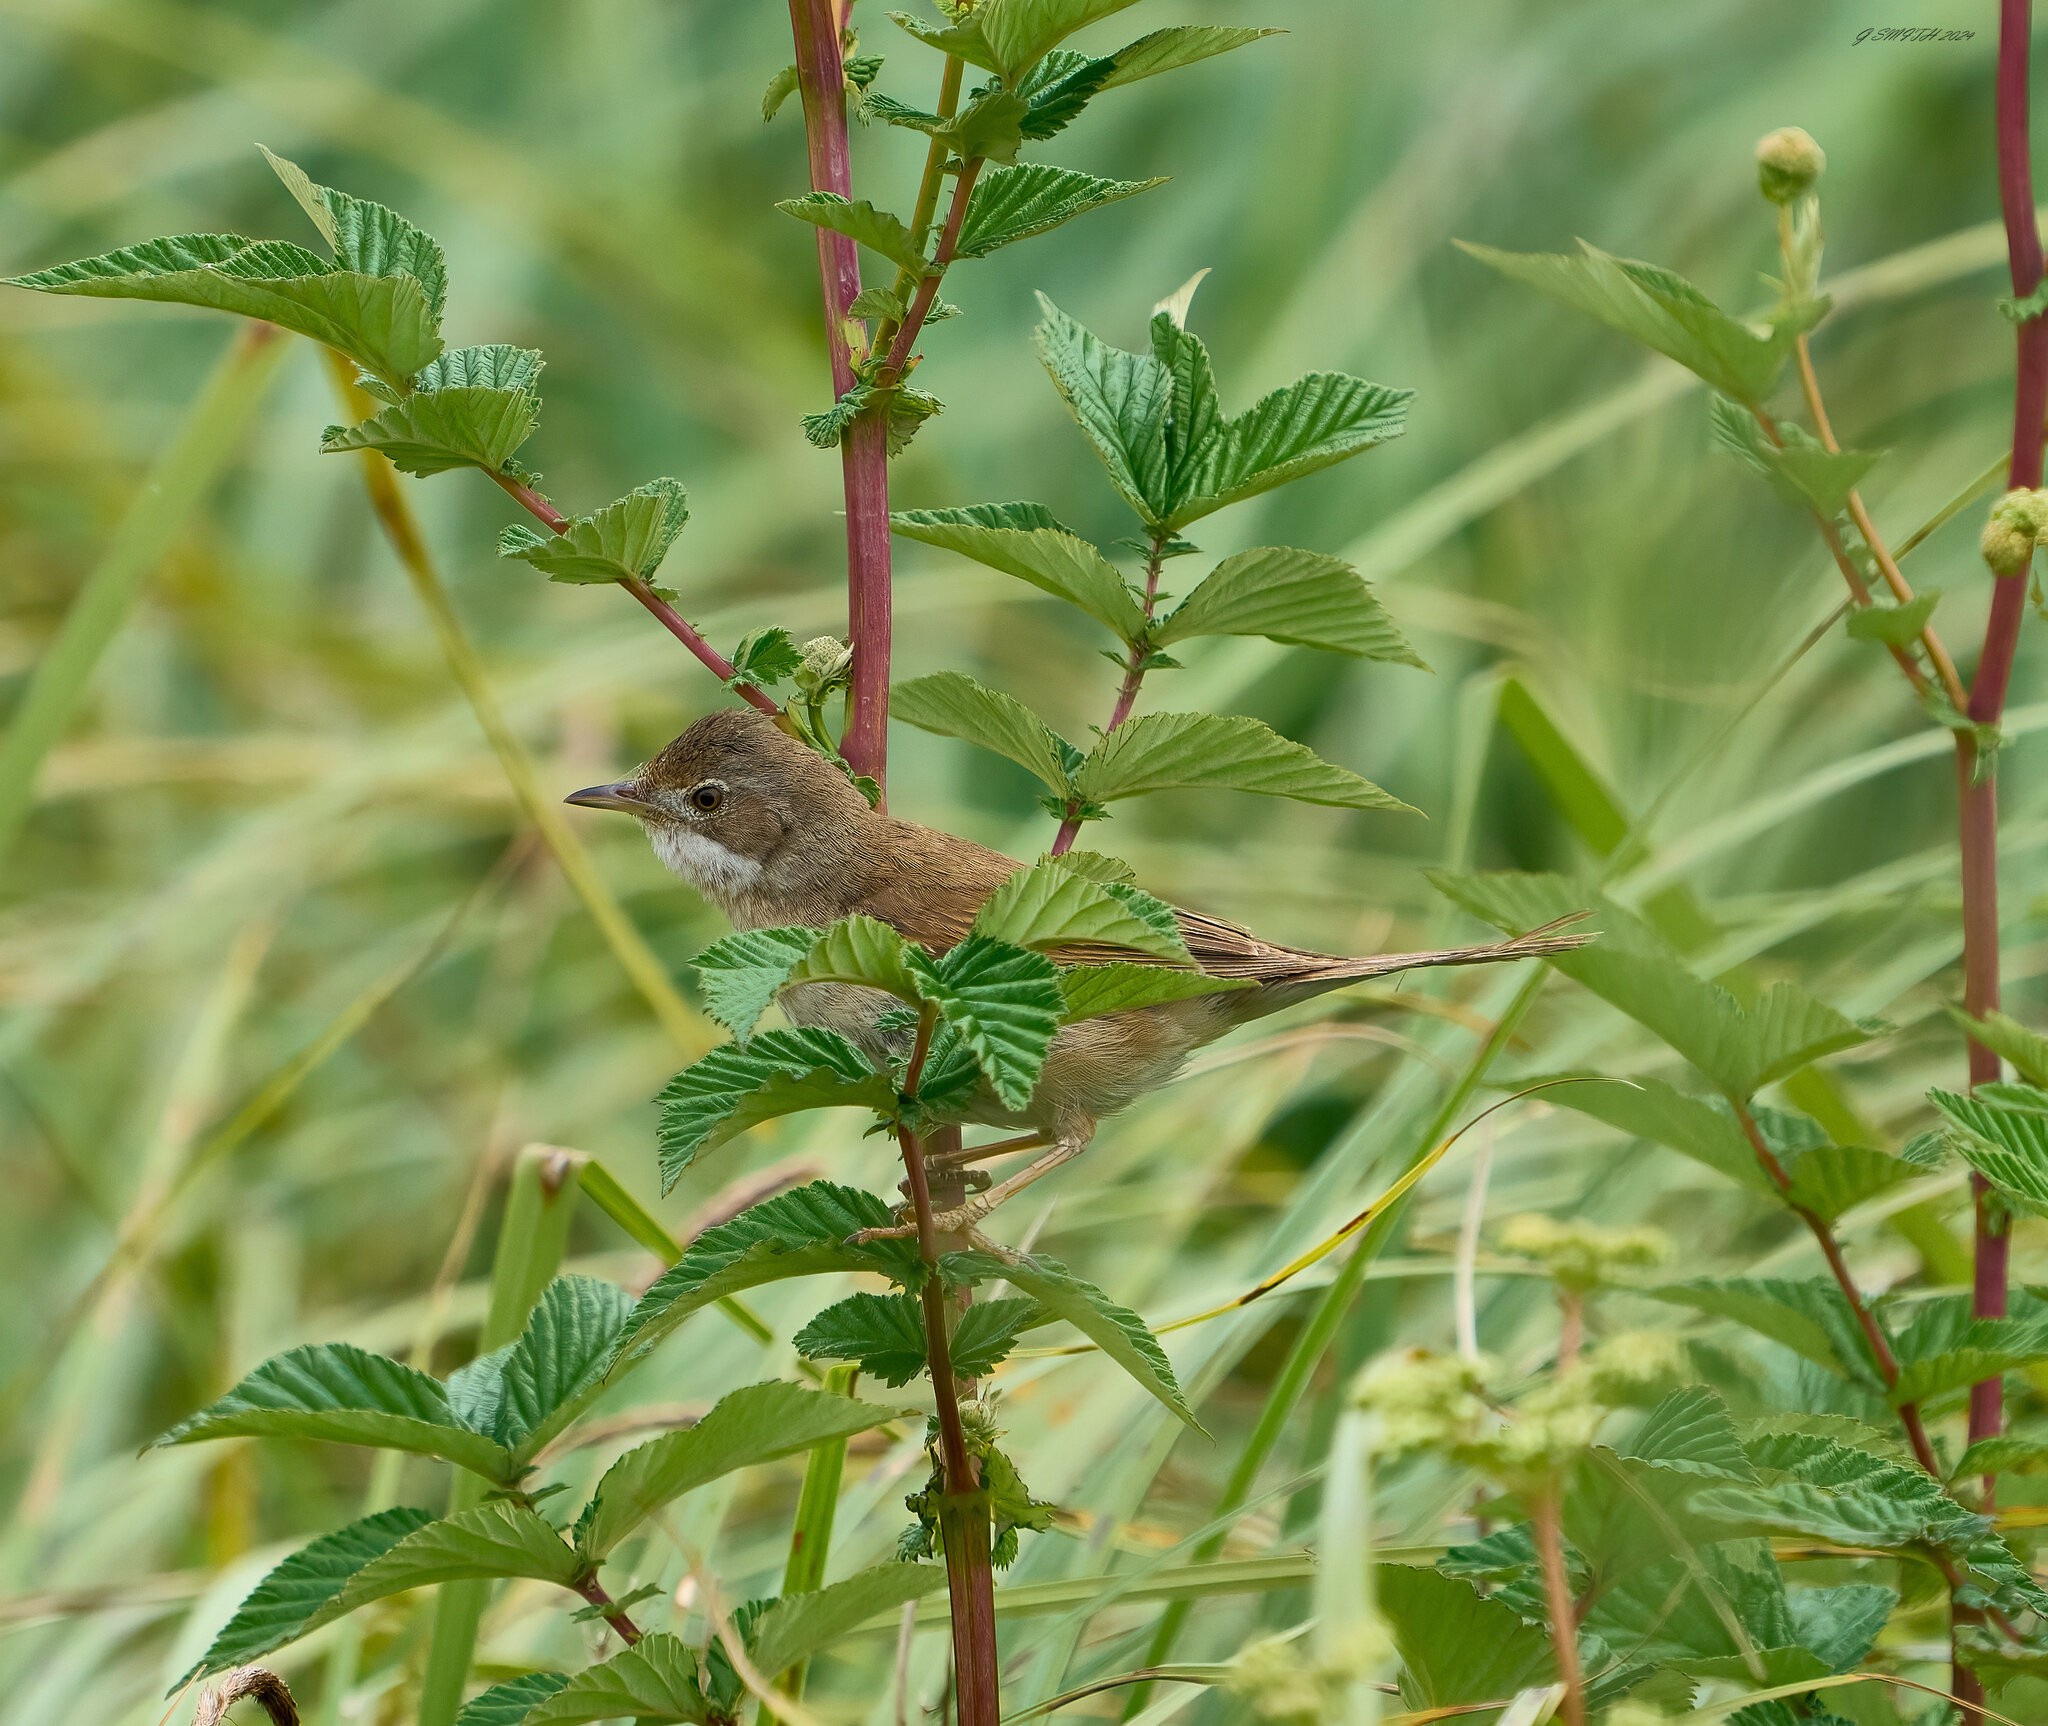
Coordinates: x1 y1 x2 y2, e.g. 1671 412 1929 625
1646 1278 1881 1384
1845 590 1941 647
1152 546 1423 663
748 1563 947 1683
1783 1143 1910 1221
892 672 1077 795
1949 1008 2048 1084
580 1382 905 1560
1789 1583 1897 1673
612 1182 925 1367
1461 239 1795 405
1072 710 1413 813
655 1028 895 1189
692 926 819 1040
1887 1297 2048 1406
890 505 1146 638
178 1506 434 1685
949 1249 1196 1426
1099 25 1281 88
328 1503 583 1625
1055 961 1250 1022
1927 1086 2048 1216
1616 1385 1757 1481
1954 1435 2048 1478
498 478 688 586
793 1292 930 1385
887 9 1000 72
321 347 542 477
971 862 1190 959
762 63 801 120
1011 50 1118 139
923 937 1062 1109
454 1674 573 1726
775 193 924 271
974 0 1147 78
1379 1566 1557 1714
728 626 806 688
4 233 441 391
1035 294 1173 522
1537 1072 1771 1193
1042 848 1135 884
847 284 907 320
1709 395 1881 516
482 1275 634 1461
955 164 1164 259
1183 369 1411 526
787 914 931 1006
946 87 1033 162
260 148 447 319
521 1635 710 1725
151 1343 513 1478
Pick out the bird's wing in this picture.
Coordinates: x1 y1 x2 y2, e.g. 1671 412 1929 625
856 821 1023 953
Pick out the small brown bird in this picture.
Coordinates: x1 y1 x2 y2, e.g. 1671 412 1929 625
568 709 1586 1231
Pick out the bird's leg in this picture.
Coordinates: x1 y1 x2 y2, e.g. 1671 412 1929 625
923 1135 1088 1236
928 1132 1049 1170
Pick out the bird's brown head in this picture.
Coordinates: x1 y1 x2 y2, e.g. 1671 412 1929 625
564 708 877 909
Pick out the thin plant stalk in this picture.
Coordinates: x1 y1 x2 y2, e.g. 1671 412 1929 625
1531 1489 1584 1726
326 356 710 1056
761 1361 860 1720
416 1144 588 1726
1052 534 1170 852
0 321 287 870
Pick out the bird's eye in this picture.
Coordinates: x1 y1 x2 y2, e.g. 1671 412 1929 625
688 781 725 813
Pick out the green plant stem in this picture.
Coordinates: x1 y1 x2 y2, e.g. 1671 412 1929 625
0 320 286 871
879 56 967 345
417 1144 587 1726
761 1362 860 1719
1127 965 1552 1714
325 357 710 1056
1051 535 1169 852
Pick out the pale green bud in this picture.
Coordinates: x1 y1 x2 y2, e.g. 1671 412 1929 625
1352 1348 1491 1456
1224 1635 1327 1724
1499 1213 1672 1293
1602 1702 1676 1726
1580 1329 1686 1404
794 634 855 694
1982 488 2048 576
1756 126 1826 204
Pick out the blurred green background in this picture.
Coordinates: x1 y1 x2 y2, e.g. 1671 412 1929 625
0 1 2036 1720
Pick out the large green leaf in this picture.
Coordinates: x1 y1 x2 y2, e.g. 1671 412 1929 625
1709 395 1880 516
1537 1072 1769 1193
1034 295 1175 523
613 1182 924 1366
1183 369 1412 525
1379 1566 1556 1721
321 344 542 477
179 1507 434 1684
453 1673 572 1726
748 1563 947 1682
1887 1297 2048 1407
152 1342 512 1478
787 915 932 1006
774 193 924 272
521 1636 711 1725
498 478 689 586
259 144 447 319
1100 25 1280 87
1646 1278 1881 1385
950 1249 1196 1426
889 505 1146 638
922 937 1063 1109
1928 1085 2048 1216
579 1382 905 1560
328 1502 584 1619
3 233 441 391
955 164 1163 259
1072 711 1412 812
692 926 820 1041
1055 961 1250 1021
973 0 1148 78
794 1291 1040 1384
1460 239 1798 405
1153 546 1422 663
480 1274 635 1461
892 672 1078 795
656 1028 896 1189
971 862 1190 960
1615 1386 1756 1482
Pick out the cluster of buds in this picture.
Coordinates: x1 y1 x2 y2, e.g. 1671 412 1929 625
1980 488 2048 577
1499 1214 1671 1293
1755 125 1826 205
1224 1625 1391 1725
792 633 855 701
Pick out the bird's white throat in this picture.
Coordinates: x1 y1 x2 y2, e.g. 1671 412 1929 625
649 825 764 899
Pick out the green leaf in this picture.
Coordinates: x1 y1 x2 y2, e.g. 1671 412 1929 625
1783 1144 1910 1221
320 344 542 477
887 9 1001 73
613 1182 926 1366
949 1249 1196 1427
1887 1297 2048 1406
178 1507 434 1684
923 937 1062 1109
889 505 1146 639
1949 1008 2048 1084
1379 1565 1556 1717
1460 239 1796 405
580 1381 905 1560
521 1636 710 1725
258 147 447 317
1184 369 1412 526
955 164 1164 259
1537 1073 1771 1194
847 285 906 320
1100 25 1282 88
151 1343 513 1479
692 926 820 1041
1709 395 1880 516
788 915 931 1004
655 1028 895 1189
1055 961 1250 1021
761 64 801 120
1010 50 1118 140
747 1563 946 1682
485 1274 634 1461
498 478 689 586
1789 1583 1897 1673
454 1674 572 1726
944 87 1033 163
1152 546 1423 663
794 1292 1038 1384
1928 1084 2048 1216
1616 1385 1757 1481
329 1503 584 1623
892 671 1077 795
1846 590 1942 648
1034 295 1174 521
973 0 1148 79
971 862 1190 959
1072 711 1413 813
1646 1278 1881 1384
775 193 924 271
803 380 944 456
1954 1435 2048 1478
4 233 441 392
727 626 806 689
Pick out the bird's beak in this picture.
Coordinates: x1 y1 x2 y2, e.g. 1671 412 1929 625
564 779 649 815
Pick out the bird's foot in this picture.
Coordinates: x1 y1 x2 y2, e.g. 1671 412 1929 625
899 1167 991 1204
845 1216 1004 1254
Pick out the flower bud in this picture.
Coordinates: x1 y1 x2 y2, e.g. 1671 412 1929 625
1499 1214 1671 1293
1756 126 1826 204
793 633 855 695
1352 1348 1491 1456
1982 488 2048 576
1581 1329 1685 1403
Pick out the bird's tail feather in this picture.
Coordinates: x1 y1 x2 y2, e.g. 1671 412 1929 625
1271 912 1594 996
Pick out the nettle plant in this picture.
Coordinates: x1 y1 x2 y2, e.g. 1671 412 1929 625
3 3 1446 1722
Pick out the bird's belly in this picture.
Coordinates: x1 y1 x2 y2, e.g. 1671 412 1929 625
778 978 909 1066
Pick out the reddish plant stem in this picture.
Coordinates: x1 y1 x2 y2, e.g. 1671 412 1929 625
570 1573 645 1646
1050 536 1169 853
1531 1490 1585 1726
785 0 895 789
880 158 985 381
488 472 776 713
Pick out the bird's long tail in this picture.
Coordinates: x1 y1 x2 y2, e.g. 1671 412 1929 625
1266 912 1594 999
